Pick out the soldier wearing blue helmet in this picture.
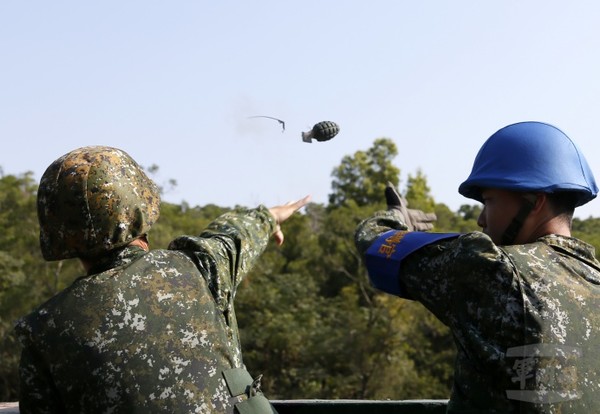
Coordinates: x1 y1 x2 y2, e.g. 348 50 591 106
458 121 597 245
355 122 600 413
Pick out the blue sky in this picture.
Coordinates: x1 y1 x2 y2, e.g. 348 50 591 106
2 1 600 218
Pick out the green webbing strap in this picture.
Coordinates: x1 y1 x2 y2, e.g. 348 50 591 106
222 367 254 397
501 196 536 245
222 368 279 414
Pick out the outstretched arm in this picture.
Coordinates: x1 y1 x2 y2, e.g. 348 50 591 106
268 195 312 245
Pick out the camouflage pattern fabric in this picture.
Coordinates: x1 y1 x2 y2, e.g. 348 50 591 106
16 206 277 414
355 210 600 414
37 146 161 261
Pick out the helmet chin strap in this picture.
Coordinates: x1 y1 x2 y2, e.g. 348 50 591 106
500 194 537 245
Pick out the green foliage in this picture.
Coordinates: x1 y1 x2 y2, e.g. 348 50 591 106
434 203 481 233
0 172 67 402
405 169 436 212
572 217 600 259
329 138 400 208
0 252 24 293
240 141 457 400
391 300 455 397
3 139 600 404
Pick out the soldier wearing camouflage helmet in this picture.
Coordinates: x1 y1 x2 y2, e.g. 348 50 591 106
15 146 310 414
355 122 600 413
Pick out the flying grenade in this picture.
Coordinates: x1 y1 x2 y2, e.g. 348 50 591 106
302 121 340 143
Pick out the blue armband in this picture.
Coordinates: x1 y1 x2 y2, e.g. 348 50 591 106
365 230 460 296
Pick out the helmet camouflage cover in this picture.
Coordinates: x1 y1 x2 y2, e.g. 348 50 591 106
37 146 161 261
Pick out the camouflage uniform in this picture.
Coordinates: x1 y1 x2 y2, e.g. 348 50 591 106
16 146 278 413
16 206 276 414
355 210 600 414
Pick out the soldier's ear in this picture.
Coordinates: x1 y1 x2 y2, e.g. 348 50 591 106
531 193 547 213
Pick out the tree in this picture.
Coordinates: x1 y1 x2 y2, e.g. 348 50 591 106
239 139 457 400
329 138 400 207
457 204 482 222
572 217 600 259
5 149 600 404
405 169 436 212
0 172 69 402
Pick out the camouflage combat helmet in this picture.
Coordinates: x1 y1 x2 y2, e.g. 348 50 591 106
37 146 161 261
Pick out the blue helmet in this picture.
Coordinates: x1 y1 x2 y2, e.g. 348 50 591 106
458 121 598 207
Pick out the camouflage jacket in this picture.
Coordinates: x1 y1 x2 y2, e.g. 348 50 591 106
355 210 600 414
15 206 277 414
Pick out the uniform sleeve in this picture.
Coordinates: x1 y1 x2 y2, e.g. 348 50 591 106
167 205 276 306
356 210 515 327
354 210 409 256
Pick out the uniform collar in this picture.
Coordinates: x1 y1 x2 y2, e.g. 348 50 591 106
86 245 147 276
538 234 600 277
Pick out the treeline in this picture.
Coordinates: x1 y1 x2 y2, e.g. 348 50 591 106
1 138 599 402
